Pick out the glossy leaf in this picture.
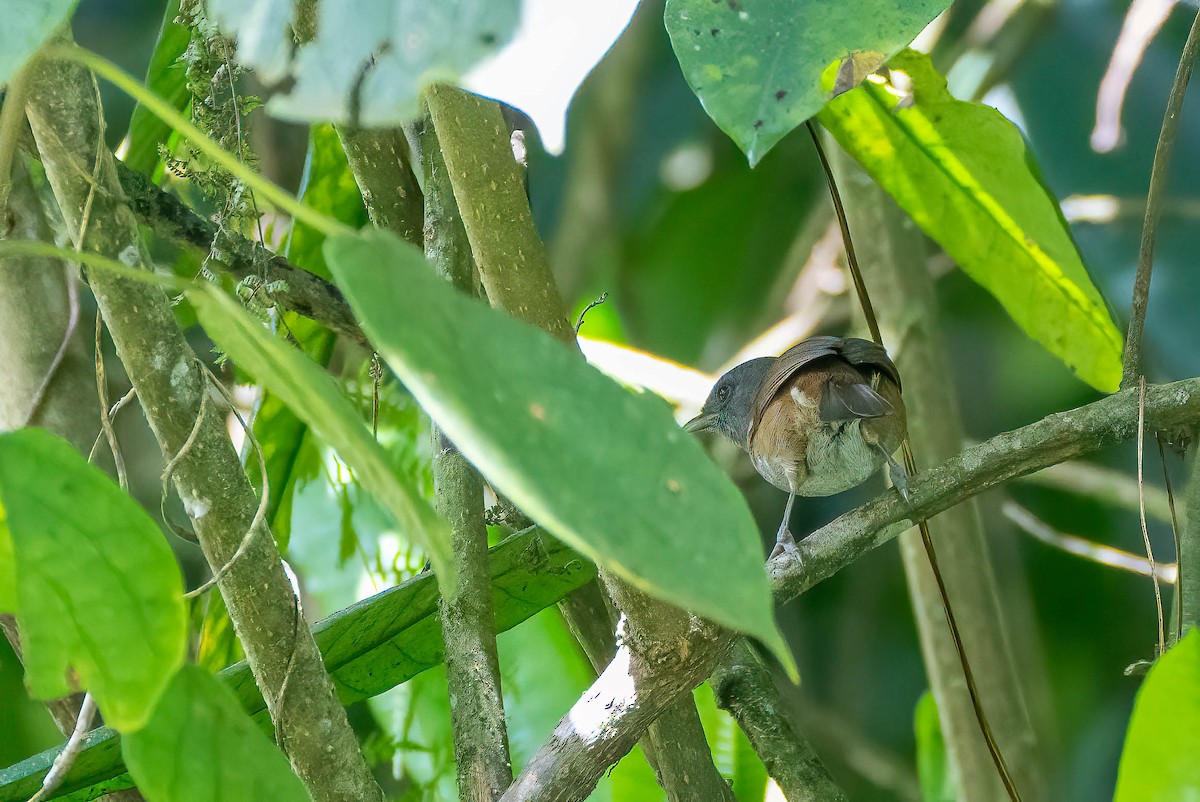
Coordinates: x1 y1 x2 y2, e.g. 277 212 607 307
0 429 186 732
820 50 1123 392
123 665 311 802
1114 629 1200 801
188 288 455 587
665 0 946 165
325 229 790 667
0 0 78 85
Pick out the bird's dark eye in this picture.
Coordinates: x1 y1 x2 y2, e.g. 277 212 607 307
717 385 730 402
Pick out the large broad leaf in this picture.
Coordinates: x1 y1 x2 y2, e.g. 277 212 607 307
820 50 1123 392
325 228 790 667
0 528 591 801
0 429 186 732
0 0 79 85
123 665 311 802
1114 629 1200 800
665 0 946 165
0 506 14 612
206 0 637 153
188 288 455 588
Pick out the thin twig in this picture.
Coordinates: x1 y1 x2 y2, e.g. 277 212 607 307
1158 434 1184 643
1002 499 1176 582
574 291 608 334
87 387 137 463
1121 6 1200 387
808 117 1020 801
94 315 128 489
23 264 80 429
1137 377 1167 654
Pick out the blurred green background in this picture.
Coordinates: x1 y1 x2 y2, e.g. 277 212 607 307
3 0 1197 799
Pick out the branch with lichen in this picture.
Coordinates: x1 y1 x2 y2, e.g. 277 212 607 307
501 377 1200 802
22 42 384 802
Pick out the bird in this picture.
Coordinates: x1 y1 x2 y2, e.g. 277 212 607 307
684 335 908 560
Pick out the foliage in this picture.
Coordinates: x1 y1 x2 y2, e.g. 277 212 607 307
0 0 1197 801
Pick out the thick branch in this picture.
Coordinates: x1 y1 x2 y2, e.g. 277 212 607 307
505 377 1200 801
336 126 424 247
407 109 513 801
710 640 846 801
24 47 383 802
426 87 734 801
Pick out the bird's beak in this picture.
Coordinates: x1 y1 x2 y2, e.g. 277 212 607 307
683 412 717 433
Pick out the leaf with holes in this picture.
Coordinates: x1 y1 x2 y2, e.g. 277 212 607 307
665 0 946 165
819 50 1123 391
326 228 791 670
0 429 186 732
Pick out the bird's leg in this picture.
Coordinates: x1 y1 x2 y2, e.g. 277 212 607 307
769 491 800 561
879 446 911 504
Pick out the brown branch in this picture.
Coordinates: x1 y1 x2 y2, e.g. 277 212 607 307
1121 6 1200 388
710 640 846 801
502 377 1200 801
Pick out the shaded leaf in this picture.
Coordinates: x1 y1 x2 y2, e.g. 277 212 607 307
1114 629 1200 801
325 229 790 667
122 665 311 802
0 0 78 86
0 528 589 801
820 50 1123 392
188 288 455 588
0 429 186 732
121 0 191 179
665 0 946 165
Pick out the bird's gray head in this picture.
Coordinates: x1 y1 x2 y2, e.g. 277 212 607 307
683 357 774 451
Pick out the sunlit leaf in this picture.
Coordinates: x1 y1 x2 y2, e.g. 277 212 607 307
189 288 455 588
820 50 1123 392
665 0 946 165
0 429 186 732
0 0 79 86
0 505 14 613
915 690 955 802
123 665 312 802
325 228 790 668
1114 630 1200 801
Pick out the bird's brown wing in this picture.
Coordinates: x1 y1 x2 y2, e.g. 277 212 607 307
750 336 902 437
835 337 902 389
750 336 843 438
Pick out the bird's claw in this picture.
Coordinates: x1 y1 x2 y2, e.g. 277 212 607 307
769 530 803 564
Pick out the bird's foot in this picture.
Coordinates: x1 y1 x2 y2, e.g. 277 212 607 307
883 449 912 506
769 529 803 563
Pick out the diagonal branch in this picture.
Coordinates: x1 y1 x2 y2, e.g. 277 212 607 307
502 376 1200 802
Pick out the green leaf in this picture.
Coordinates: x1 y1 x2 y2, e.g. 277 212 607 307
820 50 1123 392
123 665 312 802
0 505 14 613
665 0 946 165
0 528 590 801
325 228 790 668
121 0 191 178
1114 629 1200 801
0 0 78 85
915 690 956 802
189 288 455 588
0 429 186 732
